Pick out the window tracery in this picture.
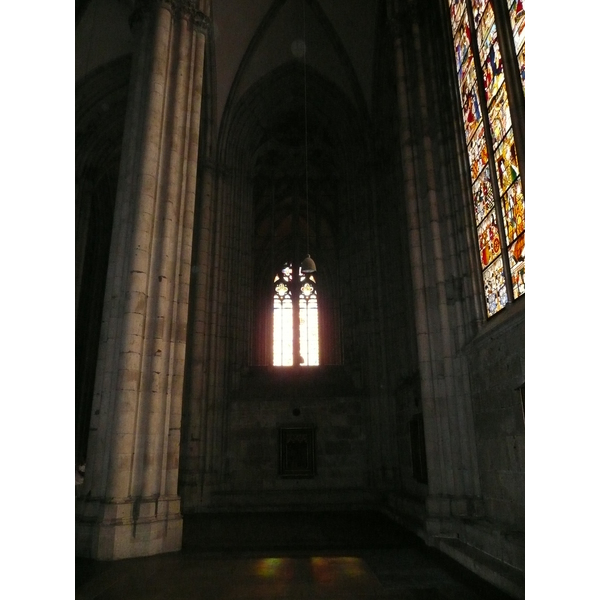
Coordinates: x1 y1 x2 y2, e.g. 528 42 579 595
273 263 319 366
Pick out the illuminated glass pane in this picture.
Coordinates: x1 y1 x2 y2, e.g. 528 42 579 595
508 0 525 54
479 25 504 103
518 46 525 90
453 12 472 70
508 233 525 299
506 0 525 92
488 84 512 149
471 0 487 28
273 294 293 366
467 123 488 181
482 256 508 317
275 282 288 296
447 0 524 315
494 129 519 195
299 292 319 367
474 1 493 43
449 0 467 34
477 209 502 269
273 264 319 366
501 178 524 245
472 166 494 226
458 50 476 97
461 84 483 144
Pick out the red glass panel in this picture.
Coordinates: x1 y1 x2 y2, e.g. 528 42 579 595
477 209 502 269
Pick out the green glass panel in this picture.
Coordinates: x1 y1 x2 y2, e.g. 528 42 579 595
501 178 524 245
494 129 519 195
477 208 502 270
482 256 508 317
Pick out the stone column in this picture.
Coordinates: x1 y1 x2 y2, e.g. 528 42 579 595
76 0 211 560
389 0 482 538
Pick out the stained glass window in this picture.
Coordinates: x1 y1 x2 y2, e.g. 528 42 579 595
448 0 525 317
273 263 319 366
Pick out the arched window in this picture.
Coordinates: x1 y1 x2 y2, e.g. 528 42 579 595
273 263 319 366
448 0 525 317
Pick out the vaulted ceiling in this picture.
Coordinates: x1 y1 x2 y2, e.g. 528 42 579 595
76 0 380 131
76 0 386 284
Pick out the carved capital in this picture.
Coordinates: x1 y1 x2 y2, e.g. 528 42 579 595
164 0 211 32
130 0 211 33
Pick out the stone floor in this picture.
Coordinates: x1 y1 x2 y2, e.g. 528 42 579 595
75 511 516 599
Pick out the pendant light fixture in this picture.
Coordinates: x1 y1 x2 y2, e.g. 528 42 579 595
300 0 316 274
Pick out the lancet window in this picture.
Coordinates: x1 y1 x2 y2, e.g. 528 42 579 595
273 263 319 366
448 0 525 317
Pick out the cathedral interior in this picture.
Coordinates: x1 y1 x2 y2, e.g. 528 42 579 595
75 0 525 597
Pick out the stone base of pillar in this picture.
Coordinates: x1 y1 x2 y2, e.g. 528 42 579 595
76 495 183 560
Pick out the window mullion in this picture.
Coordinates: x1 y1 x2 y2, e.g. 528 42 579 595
491 0 525 189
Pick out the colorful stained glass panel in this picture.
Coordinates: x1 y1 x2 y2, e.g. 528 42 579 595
477 209 502 269
471 0 487 28
518 47 525 89
472 166 495 226
454 16 472 71
479 26 504 102
494 130 519 195
448 0 524 316
482 256 508 317
501 178 524 245
508 233 525 299
467 123 488 181
488 83 512 149
475 2 494 47
458 51 477 99
508 0 525 53
449 0 467 34
461 85 483 143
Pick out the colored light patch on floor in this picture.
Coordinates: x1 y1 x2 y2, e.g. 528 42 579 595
255 557 293 579
310 556 367 584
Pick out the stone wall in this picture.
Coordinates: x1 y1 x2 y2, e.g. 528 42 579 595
207 366 373 510
465 300 525 531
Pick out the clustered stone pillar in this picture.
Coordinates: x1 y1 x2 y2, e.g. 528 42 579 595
389 0 482 538
76 0 211 560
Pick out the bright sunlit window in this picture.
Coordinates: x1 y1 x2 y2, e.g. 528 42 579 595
273 263 319 366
